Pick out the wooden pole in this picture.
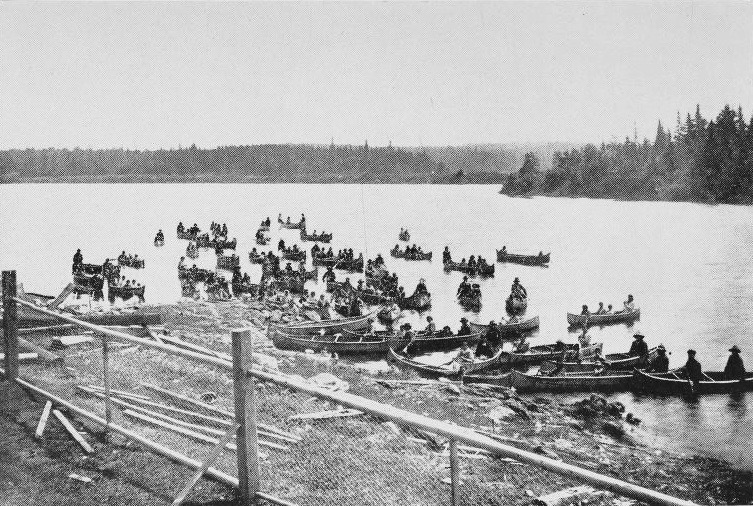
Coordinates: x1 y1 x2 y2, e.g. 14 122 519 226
449 439 459 506
2 271 19 380
232 329 260 505
52 409 93 453
101 333 112 436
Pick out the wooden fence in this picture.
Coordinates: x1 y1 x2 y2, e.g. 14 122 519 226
1 270 697 506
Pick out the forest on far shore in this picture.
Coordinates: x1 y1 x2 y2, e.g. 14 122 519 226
501 105 753 204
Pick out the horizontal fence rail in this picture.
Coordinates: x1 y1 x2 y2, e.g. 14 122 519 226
7 295 697 506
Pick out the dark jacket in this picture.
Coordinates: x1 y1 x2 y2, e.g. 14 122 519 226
628 340 649 357
724 354 746 380
475 341 494 358
682 357 703 383
646 354 669 373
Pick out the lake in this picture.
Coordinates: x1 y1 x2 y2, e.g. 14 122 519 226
1 183 752 468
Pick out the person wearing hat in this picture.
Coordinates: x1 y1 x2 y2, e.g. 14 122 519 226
678 349 703 385
485 320 501 349
442 246 452 264
457 317 471 336
645 345 669 373
474 336 495 359
511 277 527 300
424 315 436 334
457 276 471 297
594 302 606 315
628 332 650 367
724 345 746 381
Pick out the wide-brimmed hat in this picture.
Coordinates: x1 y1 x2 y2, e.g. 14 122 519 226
687 349 696 355
633 332 645 339
657 344 666 352
426 316 433 321
460 317 468 322
514 277 520 282
489 320 496 325
729 345 741 353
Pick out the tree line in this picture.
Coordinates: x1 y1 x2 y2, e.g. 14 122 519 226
501 105 753 204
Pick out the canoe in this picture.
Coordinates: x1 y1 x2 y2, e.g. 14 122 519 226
500 342 603 366
458 293 481 308
300 230 333 243
538 346 660 374
177 230 198 240
312 255 338 267
154 238 164 247
258 224 270 232
379 330 483 354
399 231 410 241
269 278 306 295
256 235 270 245
74 263 103 276
270 327 409 355
280 249 306 262
377 305 401 323
399 291 431 311
496 250 551 266
272 311 376 336
248 252 266 264
389 348 504 379
118 257 145 269
108 284 145 301
509 369 634 393
216 255 240 270
443 260 494 277
567 308 640 327
468 316 540 336
506 296 527 314
633 370 753 395
332 257 364 273
178 266 213 282
196 236 237 250
390 248 433 261
278 218 304 229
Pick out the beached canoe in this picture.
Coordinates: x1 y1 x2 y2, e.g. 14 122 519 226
468 316 540 336
270 326 407 354
388 348 503 379
508 369 634 393
567 308 640 327
496 250 551 266
390 248 433 261
633 370 753 395
399 291 431 311
538 347 660 374
272 311 375 336
506 296 527 314
500 342 603 366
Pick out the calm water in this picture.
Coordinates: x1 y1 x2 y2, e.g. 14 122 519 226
1 184 752 468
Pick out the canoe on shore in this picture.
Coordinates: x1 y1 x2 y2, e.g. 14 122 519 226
468 316 540 336
272 311 375 336
633 370 753 395
496 250 551 266
388 348 503 379
500 342 603 366
508 369 634 392
390 248 433 261
567 308 640 327
538 347 660 374
270 327 407 354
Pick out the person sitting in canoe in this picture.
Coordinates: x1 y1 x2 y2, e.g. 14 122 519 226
156 229 164 241
677 349 703 386
468 255 477 270
457 317 472 336
177 222 185 234
415 278 428 294
424 315 436 334
594 302 606 314
278 239 285 251
499 246 507 256
286 216 291 224
605 304 613 314
342 277 354 291
628 332 649 367
484 321 501 349
457 276 471 297
645 345 669 373
442 246 452 264
474 337 494 359
459 258 467 268
616 294 635 313
510 277 527 300
724 345 746 381
580 304 590 316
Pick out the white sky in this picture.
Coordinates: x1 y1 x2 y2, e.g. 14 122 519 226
1 1 752 149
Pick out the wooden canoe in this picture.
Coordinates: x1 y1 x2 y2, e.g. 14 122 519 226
196 236 237 250
388 348 503 379
496 250 551 266
509 369 634 393
178 267 213 282
312 255 338 267
567 308 640 327
272 311 375 336
500 342 603 366
390 248 433 261
280 249 306 262
108 284 145 301
468 316 540 336
538 347 660 374
177 230 198 240
398 291 431 311
387 330 484 354
248 252 266 264
300 230 333 243
633 370 753 395
443 260 494 277
335 257 364 273
270 327 408 354
377 305 401 323
278 218 304 229
117 256 145 269
216 255 240 270
458 293 481 308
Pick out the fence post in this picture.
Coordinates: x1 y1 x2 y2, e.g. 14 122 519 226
101 333 112 436
449 439 459 506
2 271 19 380
232 329 260 504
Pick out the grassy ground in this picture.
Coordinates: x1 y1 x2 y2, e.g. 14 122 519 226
2 298 752 506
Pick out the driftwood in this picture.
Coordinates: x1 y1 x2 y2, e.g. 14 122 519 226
35 401 52 438
52 409 93 453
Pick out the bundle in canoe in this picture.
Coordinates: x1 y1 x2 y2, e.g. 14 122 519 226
538 346 660 374
388 348 503 379
398 291 431 311
377 305 401 323
108 284 145 302
567 308 640 327
506 296 527 314
300 230 333 243
468 315 540 336
633 370 753 395
270 327 407 354
496 250 551 266
508 369 634 393
500 342 603 366
278 217 304 229
271 311 375 336
390 247 433 261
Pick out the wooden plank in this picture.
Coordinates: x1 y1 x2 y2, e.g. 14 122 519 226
0 352 38 361
233 329 261 504
86 385 151 401
19 323 77 335
288 409 364 420
18 311 163 328
449 439 459 506
47 283 76 310
172 423 239 506
52 409 93 453
2 271 19 379
35 401 52 438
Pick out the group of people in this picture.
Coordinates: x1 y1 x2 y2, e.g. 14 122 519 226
177 222 201 236
581 294 635 316
457 275 482 300
392 244 428 258
117 251 143 267
259 217 271 228
279 213 306 227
